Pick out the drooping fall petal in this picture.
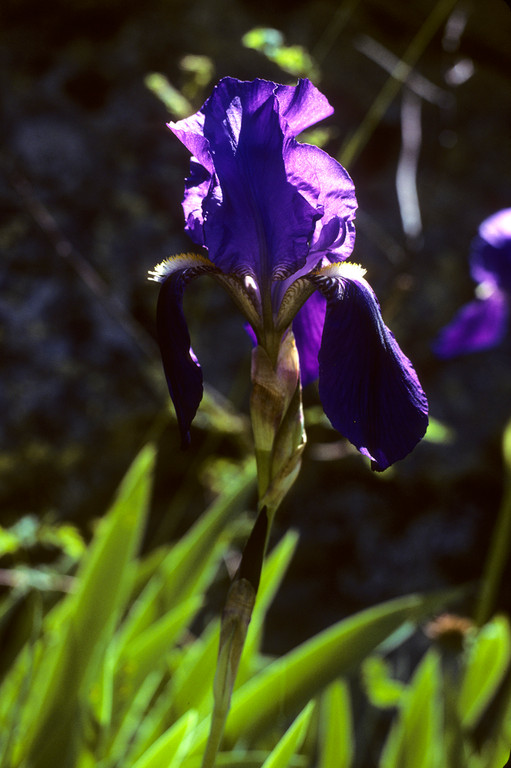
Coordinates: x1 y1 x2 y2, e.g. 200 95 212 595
313 264 428 470
151 256 217 446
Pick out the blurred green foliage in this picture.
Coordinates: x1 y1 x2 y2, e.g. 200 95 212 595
1 448 510 768
242 28 319 81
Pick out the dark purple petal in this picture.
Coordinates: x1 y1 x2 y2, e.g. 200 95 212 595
201 79 318 279
156 272 204 447
292 291 326 386
470 208 511 293
314 270 428 471
168 77 344 283
434 290 509 358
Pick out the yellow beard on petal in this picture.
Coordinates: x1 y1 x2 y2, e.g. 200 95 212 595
148 253 214 282
314 261 367 282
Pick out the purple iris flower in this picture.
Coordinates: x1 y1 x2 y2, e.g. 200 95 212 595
150 77 428 471
434 208 511 358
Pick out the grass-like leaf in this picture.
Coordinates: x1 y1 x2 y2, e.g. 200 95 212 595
318 680 354 768
261 701 315 768
458 615 511 728
380 649 444 768
130 710 199 768
13 446 155 768
222 590 454 747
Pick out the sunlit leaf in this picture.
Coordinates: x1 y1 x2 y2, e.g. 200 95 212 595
145 73 193 118
169 620 220 719
242 27 318 79
116 595 202 697
380 649 444 768
116 458 255 652
222 591 453 747
261 701 315 768
458 615 511 728
423 416 455 444
503 417 511 472
131 710 199 768
318 679 354 768
104 670 164 766
362 655 406 709
14 446 155 768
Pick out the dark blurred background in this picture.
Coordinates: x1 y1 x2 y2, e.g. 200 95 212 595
1 0 510 652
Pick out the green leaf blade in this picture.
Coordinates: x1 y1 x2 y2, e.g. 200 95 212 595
17 446 155 768
224 591 450 747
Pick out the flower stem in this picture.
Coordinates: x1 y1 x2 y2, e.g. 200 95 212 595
200 508 268 768
201 332 304 767
474 418 511 626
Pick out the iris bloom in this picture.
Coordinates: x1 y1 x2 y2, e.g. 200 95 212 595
434 208 511 358
150 77 428 471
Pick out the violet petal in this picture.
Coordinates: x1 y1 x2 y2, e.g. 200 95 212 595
470 208 511 293
315 272 428 470
434 290 509 358
292 291 326 386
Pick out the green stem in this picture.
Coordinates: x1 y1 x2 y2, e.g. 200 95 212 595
200 708 229 768
200 578 256 768
474 478 511 627
201 331 303 767
474 419 511 626
200 508 269 768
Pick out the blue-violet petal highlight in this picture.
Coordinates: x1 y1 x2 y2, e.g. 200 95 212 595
200 80 318 280
292 291 326 386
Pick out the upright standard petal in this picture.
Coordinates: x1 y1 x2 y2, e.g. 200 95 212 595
151 256 217 447
168 110 213 173
168 77 340 282
274 78 334 135
312 264 428 471
285 141 357 263
200 79 318 280
434 290 509 358
182 159 212 246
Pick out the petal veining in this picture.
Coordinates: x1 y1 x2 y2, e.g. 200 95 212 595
201 82 317 280
168 77 345 284
312 266 428 470
286 141 357 261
